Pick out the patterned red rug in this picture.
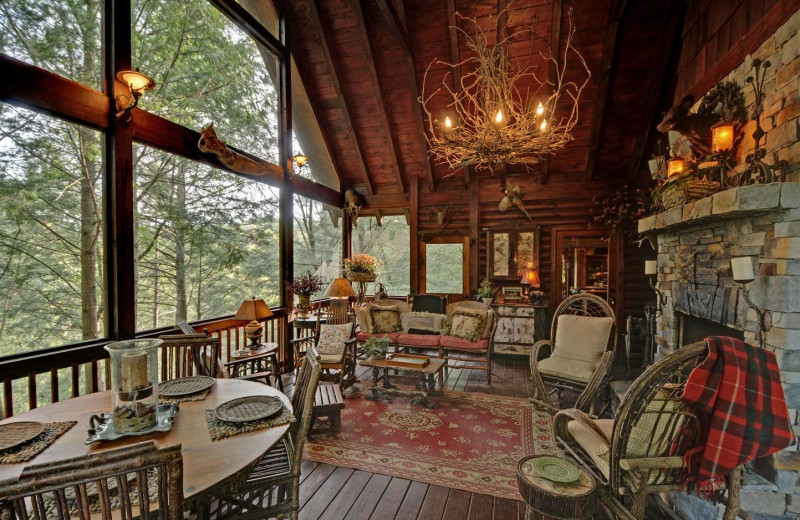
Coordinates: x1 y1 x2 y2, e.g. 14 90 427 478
303 389 555 500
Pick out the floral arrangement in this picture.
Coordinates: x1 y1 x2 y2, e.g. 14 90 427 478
362 336 392 359
343 254 380 276
476 279 495 299
287 270 324 297
591 186 651 238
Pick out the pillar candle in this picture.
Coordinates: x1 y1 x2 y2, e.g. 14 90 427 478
644 260 658 275
731 257 755 282
121 351 149 393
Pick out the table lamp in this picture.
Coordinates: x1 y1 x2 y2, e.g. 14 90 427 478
234 297 273 349
323 278 357 299
521 269 542 304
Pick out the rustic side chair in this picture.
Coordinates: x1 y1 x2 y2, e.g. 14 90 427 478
0 441 184 520
203 346 322 520
529 293 616 413
553 341 747 520
292 305 357 391
158 332 221 380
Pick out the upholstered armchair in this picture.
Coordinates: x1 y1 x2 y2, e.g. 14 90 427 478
529 293 616 412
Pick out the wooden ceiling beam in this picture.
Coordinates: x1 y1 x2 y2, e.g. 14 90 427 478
445 0 468 184
356 0 406 192
627 3 684 181
374 0 410 54
540 0 561 185
583 0 628 182
306 0 375 195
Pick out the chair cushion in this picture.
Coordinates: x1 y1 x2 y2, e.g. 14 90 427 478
396 333 441 348
439 335 489 351
447 309 486 342
368 305 402 333
354 306 370 333
401 312 445 334
356 332 400 343
567 418 614 478
320 352 344 365
537 355 600 383
552 315 613 364
316 322 352 356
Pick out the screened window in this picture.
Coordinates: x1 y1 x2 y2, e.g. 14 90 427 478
134 145 280 331
0 103 105 353
422 238 468 295
352 215 410 297
0 2 103 89
293 195 342 287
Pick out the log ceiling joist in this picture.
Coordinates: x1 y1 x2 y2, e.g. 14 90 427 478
584 0 628 182
374 0 410 53
356 0 406 192
306 0 375 195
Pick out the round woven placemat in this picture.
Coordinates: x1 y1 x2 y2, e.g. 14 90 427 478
160 375 215 397
0 422 44 451
214 396 283 423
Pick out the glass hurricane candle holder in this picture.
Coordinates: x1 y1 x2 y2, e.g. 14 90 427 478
104 339 162 433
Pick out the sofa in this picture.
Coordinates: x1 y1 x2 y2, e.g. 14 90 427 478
354 299 496 384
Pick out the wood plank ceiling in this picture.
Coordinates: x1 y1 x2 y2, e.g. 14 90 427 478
285 0 682 200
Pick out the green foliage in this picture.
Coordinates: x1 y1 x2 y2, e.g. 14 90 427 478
362 336 392 359
476 279 496 299
353 216 410 296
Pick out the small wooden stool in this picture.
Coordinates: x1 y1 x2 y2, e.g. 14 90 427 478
311 383 344 435
517 455 596 520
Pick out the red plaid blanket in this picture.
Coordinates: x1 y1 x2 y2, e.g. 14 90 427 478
682 336 795 486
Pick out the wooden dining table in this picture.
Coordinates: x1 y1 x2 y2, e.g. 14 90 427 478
0 378 291 505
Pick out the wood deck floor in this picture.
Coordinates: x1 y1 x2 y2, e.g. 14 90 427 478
291 356 665 520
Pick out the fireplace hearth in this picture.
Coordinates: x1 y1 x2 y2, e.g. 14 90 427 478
678 313 744 347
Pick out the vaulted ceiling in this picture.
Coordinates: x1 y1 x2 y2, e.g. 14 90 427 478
285 0 683 200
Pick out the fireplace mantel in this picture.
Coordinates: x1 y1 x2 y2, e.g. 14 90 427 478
638 183 800 234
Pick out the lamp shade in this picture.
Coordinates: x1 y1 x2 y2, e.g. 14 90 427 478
731 257 755 283
116 70 155 93
667 156 685 179
233 297 273 321
526 270 540 285
323 278 356 299
644 260 658 275
711 121 735 154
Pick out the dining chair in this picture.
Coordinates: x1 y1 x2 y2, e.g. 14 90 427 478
202 346 321 520
0 441 184 520
291 305 356 391
157 332 221 380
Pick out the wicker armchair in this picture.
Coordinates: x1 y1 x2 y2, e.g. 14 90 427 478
554 341 747 520
0 441 184 519
158 332 221 380
203 347 321 520
292 305 357 391
529 293 616 412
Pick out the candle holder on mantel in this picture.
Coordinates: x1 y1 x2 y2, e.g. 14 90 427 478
643 260 667 367
731 256 766 348
104 339 162 433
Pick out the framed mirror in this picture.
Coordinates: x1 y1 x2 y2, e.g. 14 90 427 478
485 222 540 282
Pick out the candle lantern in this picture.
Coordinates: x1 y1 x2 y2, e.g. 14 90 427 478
104 339 162 433
666 156 685 179
711 121 735 154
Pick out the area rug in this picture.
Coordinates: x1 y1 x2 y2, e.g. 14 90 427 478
303 389 556 500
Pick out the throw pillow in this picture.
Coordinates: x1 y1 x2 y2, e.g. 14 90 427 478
401 312 445 335
316 322 353 357
369 306 402 333
447 309 486 342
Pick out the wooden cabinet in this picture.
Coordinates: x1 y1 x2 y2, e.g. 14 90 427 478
485 223 540 281
491 304 549 357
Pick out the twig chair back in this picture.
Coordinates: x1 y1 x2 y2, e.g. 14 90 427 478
157 333 220 380
550 293 616 348
0 441 183 520
324 298 351 326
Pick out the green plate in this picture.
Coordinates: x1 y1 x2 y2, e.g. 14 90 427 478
529 456 580 483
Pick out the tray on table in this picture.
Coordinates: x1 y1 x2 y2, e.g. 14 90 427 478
85 403 179 445
384 353 430 369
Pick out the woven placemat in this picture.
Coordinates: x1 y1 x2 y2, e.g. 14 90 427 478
160 388 211 404
0 421 77 464
205 406 294 441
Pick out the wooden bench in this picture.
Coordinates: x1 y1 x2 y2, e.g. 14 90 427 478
311 383 344 436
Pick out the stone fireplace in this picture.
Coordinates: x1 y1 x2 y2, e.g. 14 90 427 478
639 182 800 517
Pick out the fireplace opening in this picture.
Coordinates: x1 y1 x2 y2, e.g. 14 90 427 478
678 313 744 347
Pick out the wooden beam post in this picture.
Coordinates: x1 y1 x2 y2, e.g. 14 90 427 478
279 2 294 329
409 176 420 295
469 169 479 292
584 0 628 182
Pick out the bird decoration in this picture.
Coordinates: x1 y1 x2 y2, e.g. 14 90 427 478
499 183 532 222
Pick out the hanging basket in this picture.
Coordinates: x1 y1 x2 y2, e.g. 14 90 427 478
346 271 377 283
661 178 720 209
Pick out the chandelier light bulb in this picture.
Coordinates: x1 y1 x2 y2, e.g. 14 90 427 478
495 108 504 124
540 119 548 131
536 102 544 115
444 116 452 129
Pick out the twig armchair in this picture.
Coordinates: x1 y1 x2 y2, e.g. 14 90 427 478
292 305 357 391
529 293 616 412
553 341 747 520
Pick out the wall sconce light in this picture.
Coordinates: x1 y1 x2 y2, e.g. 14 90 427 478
666 156 685 179
290 152 309 179
731 256 765 348
644 260 667 309
115 69 155 123
648 141 668 183
710 121 734 154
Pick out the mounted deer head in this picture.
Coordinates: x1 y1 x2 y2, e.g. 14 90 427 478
344 188 362 228
429 204 461 227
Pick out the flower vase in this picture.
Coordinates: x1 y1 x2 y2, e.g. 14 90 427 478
297 294 311 317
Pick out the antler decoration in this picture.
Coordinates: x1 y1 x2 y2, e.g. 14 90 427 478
499 183 532 222
420 6 590 174
429 204 462 227
344 188 362 228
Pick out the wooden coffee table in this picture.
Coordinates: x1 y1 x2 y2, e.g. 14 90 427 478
360 355 446 408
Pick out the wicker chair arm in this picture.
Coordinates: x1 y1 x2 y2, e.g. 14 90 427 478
290 336 314 345
529 339 553 372
619 456 684 471
553 408 611 445
574 350 614 412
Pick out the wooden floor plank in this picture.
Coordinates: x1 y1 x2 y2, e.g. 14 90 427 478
493 496 519 520
317 469 373 520
298 462 337 509
442 489 472 520
417 485 451 519
467 493 494 520
369 477 412 520
344 472 393 519
394 481 429 520
299 466 355 519
300 460 318 484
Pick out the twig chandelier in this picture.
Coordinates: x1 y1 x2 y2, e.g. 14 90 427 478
421 6 590 174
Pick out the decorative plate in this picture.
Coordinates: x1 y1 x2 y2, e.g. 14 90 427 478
0 421 45 451
214 396 283 423
529 456 581 483
160 376 215 397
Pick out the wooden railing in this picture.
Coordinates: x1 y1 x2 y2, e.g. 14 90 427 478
0 308 292 419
